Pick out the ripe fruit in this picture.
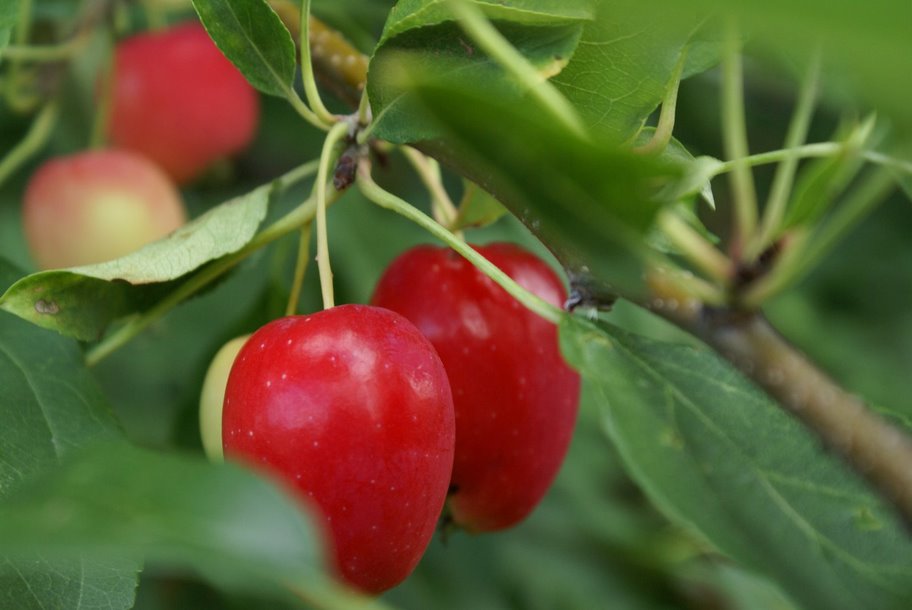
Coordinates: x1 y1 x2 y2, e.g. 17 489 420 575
199 335 250 462
371 243 580 532
23 149 186 269
108 21 259 184
222 305 455 593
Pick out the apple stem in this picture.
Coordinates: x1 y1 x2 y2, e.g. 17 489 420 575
89 37 116 149
356 162 564 325
314 121 350 310
0 100 58 190
285 223 314 316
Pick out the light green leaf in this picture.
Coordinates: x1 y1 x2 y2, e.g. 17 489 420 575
0 257 138 609
452 180 508 230
552 0 712 142
0 0 19 66
192 0 297 98
0 444 361 606
0 180 274 341
368 0 595 144
379 0 595 45
560 315 912 610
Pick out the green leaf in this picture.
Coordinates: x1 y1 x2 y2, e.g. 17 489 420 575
452 180 508 230
0 268 138 609
192 0 297 98
551 0 712 142
368 0 595 144
560 315 912 610
0 181 274 341
405 83 679 294
0 0 19 66
0 443 358 606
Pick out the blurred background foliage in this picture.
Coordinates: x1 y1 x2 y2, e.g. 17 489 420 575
1 0 910 608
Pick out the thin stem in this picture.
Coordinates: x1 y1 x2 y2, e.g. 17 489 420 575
721 20 757 255
657 209 732 282
743 168 895 307
447 0 586 139
85 160 323 366
715 142 841 174
285 223 313 316
286 88 332 131
634 48 687 155
299 0 337 125
864 150 912 175
3 31 93 61
401 146 459 227
357 89 371 126
314 121 349 310
357 163 563 324
90 35 116 149
747 50 821 260
0 100 58 189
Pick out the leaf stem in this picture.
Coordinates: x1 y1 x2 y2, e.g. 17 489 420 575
299 0 337 125
657 209 731 283
314 121 349 310
285 89 332 131
285 223 313 316
2 31 93 61
446 0 586 139
746 49 821 260
633 48 687 155
90 35 116 149
357 163 564 324
0 100 58 189
721 20 757 255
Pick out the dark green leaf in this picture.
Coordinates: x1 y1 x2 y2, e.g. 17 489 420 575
452 180 508 230
0 180 274 341
192 0 297 98
560 315 912 610
552 0 711 142
0 443 357 606
0 284 137 608
408 83 679 294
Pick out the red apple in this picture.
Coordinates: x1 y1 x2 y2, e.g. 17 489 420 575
222 305 456 593
23 149 186 269
371 243 580 532
108 21 259 184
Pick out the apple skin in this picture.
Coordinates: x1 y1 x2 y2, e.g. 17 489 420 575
108 21 259 184
23 149 186 270
371 243 581 532
222 305 456 593
199 335 250 462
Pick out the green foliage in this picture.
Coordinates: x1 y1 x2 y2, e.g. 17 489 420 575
0 0 911 607
0 443 348 607
560 315 912 610
0 258 139 609
192 0 298 98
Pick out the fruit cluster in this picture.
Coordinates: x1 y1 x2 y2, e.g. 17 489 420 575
206 243 580 593
23 21 258 270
